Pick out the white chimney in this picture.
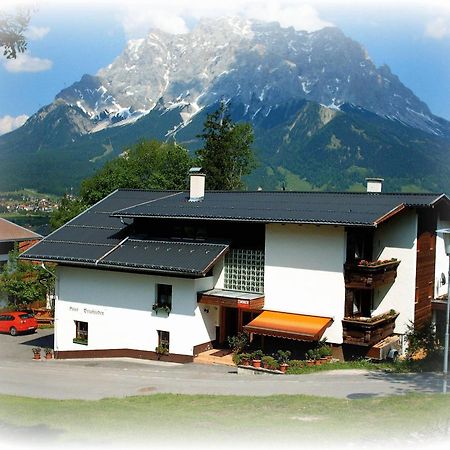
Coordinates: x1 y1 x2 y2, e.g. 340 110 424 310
366 178 384 193
189 167 205 202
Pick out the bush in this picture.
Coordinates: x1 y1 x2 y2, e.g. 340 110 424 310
287 359 305 370
227 332 249 354
405 320 440 360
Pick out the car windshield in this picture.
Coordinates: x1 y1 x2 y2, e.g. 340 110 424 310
19 314 34 319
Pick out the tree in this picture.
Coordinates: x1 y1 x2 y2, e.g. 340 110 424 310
50 139 193 229
0 245 54 308
50 195 86 230
197 101 256 190
0 9 30 59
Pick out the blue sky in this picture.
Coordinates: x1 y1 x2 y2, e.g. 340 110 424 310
0 0 449 134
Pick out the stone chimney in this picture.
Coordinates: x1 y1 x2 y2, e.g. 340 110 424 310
189 167 205 202
366 178 384 193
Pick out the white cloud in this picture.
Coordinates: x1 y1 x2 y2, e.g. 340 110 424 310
425 17 450 39
25 26 51 41
116 0 333 38
244 2 333 32
3 53 53 73
0 115 29 135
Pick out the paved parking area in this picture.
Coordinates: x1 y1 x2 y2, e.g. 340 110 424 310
0 329 445 400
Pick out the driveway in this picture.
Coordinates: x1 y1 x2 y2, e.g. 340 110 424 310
0 329 444 400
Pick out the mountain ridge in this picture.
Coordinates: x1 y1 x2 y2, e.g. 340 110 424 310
0 17 449 194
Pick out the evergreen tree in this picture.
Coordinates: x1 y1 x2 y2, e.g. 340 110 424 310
197 102 256 190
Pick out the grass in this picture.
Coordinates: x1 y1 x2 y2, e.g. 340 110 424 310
0 392 449 447
286 355 444 375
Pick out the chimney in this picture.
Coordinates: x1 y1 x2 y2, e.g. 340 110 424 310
366 178 384 193
189 167 205 202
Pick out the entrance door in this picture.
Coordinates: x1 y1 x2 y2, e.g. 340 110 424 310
218 307 238 346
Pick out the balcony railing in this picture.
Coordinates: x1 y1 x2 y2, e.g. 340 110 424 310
344 259 400 289
342 311 399 346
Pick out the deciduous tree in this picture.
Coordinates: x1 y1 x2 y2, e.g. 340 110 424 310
0 9 30 59
50 140 193 229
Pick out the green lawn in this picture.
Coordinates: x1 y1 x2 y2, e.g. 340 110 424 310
0 393 449 447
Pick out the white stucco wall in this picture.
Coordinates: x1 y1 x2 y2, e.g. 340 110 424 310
264 224 346 344
372 210 417 335
54 266 216 356
435 218 450 298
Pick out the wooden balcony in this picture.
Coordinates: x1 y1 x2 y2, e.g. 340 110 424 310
344 259 400 289
342 311 399 346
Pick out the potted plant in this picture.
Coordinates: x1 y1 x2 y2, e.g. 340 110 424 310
155 344 169 360
305 349 316 366
32 347 41 360
262 355 278 370
152 304 171 315
318 340 332 362
44 348 53 360
276 350 291 373
251 350 264 368
240 352 251 366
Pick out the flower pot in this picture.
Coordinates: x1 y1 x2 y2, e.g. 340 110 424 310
320 357 328 364
306 360 314 367
33 353 41 360
252 359 261 368
45 353 53 360
279 363 288 373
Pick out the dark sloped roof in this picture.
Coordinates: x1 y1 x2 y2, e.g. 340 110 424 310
112 190 448 226
22 238 229 276
20 189 449 274
20 190 229 276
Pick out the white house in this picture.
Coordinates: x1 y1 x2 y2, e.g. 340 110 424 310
21 173 450 361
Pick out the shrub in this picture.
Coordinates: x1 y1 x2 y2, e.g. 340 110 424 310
405 320 440 360
227 332 249 354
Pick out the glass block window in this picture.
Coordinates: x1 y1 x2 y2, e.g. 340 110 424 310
224 249 264 293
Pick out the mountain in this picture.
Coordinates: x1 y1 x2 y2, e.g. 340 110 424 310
1 17 449 194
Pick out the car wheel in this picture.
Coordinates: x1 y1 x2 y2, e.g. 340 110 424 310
9 327 17 336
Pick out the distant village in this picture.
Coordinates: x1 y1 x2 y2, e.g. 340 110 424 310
0 193 59 214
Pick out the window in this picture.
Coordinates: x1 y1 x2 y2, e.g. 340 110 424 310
224 249 264 293
156 330 170 355
154 284 172 312
73 321 88 345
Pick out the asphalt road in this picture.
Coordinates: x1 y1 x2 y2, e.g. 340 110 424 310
0 329 445 400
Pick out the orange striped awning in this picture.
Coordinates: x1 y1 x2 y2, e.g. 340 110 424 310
243 311 333 341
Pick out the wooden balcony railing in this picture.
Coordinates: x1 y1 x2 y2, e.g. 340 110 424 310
342 311 399 346
344 259 400 289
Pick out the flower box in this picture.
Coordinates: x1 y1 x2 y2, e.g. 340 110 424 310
342 311 399 346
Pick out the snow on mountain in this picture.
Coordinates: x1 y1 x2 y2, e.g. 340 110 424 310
43 17 450 138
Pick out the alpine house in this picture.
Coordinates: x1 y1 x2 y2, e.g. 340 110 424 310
21 172 450 361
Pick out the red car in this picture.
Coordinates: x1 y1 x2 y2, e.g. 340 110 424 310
0 311 38 335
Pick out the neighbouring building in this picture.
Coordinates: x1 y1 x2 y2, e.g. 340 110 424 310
21 173 450 361
0 218 42 267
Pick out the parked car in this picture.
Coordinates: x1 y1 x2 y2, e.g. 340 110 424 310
0 312 38 335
